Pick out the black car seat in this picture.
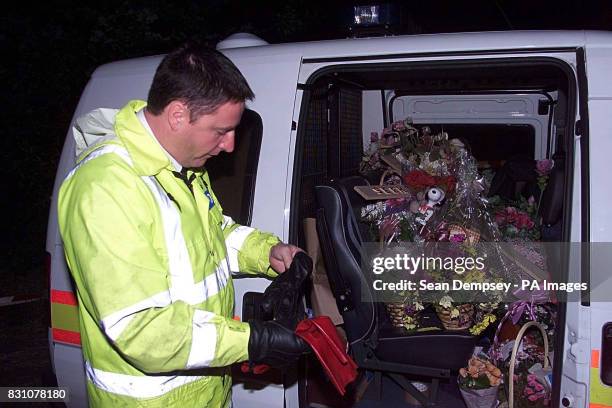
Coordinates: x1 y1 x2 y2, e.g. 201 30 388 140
315 176 477 406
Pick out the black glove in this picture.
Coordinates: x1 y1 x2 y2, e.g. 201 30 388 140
248 320 310 368
261 252 313 329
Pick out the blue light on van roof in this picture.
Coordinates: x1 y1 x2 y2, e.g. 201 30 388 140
354 5 380 26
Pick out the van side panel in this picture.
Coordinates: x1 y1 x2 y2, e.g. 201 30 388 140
586 35 612 408
587 98 612 408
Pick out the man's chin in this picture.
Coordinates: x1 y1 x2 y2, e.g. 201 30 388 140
192 156 212 167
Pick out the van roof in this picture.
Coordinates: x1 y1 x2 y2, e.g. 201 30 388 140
92 30 611 78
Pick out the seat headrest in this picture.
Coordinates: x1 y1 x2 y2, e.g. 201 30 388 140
316 176 369 261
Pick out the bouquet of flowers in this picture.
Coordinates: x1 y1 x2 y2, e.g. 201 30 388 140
458 355 503 408
514 372 550 407
489 195 540 241
359 119 468 245
358 120 512 335
459 356 503 388
488 158 554 242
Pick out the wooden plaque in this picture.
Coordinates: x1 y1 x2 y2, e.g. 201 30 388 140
354 184 411 200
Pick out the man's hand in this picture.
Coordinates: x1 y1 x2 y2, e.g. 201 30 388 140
261 252 312 329
269 243 303 273
248 320 310 369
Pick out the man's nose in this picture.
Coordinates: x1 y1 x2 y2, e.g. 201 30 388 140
221 132 235 153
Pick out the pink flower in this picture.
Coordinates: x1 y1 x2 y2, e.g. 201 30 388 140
528 196 536 206
450 234 466 243
528 394 541 402
370 132 379 142
505 207 518 224
536 159 554 176
534 383 544 392
515 213 535 229
497 207 535 230
524 387 534 395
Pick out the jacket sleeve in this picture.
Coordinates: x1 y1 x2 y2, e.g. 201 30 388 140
202 172 281 278
59 158 250 373
222 216 280 278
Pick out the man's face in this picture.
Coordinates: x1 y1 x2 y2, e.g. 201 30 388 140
177 100 245 168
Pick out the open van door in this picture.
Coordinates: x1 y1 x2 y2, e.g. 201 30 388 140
218 47 304 408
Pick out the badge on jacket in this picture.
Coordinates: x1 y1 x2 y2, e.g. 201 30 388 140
204 189 214 209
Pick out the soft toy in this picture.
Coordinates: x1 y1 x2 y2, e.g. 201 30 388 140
415 187 446 225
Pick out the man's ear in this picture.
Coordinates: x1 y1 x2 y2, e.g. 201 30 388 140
166 101 189 131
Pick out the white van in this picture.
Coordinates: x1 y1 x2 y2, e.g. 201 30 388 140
46 30 612 407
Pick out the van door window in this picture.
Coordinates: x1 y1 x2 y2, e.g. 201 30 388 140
409 123 535 163
206 108 263 225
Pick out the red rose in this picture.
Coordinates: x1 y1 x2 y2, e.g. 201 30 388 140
505 207 518 224
403 170 436 190
515 213 535 229
435 175 456 195
495 211 507 226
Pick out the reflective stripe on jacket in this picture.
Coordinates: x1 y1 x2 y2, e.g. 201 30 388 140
58 100 279 407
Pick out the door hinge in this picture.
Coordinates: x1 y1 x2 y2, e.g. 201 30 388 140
575 119 582 136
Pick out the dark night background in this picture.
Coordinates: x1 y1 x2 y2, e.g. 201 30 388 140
0 0 611 392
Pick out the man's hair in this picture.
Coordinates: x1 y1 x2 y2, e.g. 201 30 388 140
147 42 254 121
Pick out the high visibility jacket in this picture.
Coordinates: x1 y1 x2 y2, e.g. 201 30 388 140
58 100 280 407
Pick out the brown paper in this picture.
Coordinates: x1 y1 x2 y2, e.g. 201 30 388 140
303 218 344 325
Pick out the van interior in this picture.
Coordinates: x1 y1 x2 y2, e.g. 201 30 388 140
205 57 576 406
286 58 575 407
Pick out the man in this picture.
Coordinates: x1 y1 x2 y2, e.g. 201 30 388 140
58 43 308 407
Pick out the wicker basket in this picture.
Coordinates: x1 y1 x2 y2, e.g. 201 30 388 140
507 321 550 408
435 303 475 330
385 302 416 329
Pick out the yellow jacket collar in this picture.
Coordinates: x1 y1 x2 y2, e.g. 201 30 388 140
114 100 172 176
